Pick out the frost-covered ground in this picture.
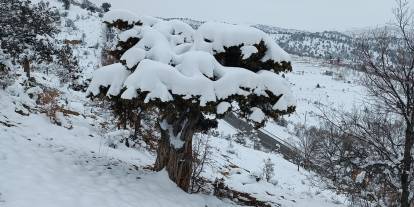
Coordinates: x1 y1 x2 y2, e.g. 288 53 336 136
0 2 363 207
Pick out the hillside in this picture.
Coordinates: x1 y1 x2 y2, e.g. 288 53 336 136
0 61 348 207
0 1 371 207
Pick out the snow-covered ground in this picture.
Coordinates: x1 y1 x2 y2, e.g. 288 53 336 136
0 89 231 207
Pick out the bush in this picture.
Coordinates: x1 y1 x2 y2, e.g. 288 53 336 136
65 19 77 30
101 2 111 12
37 88 60 120
0 63 13 89
262 158 275 182
62 0 70 10
37 88 77 128
190 135 212 193
55 45 79 84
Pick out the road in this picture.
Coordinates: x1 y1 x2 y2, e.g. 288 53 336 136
223 113 303 162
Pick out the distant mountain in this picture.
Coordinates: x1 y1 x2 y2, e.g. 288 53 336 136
164 18 404 66
253 25 355 62
270 31 354 61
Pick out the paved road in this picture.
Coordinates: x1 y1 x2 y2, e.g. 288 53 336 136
223 113 303 162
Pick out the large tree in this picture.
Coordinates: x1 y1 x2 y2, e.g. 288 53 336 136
307 1 414 205
355 1 414 206
301 107 408 206
88 10 295 191
0 0 60 79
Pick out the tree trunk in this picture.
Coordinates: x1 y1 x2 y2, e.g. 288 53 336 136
400 125 413 207
154 109 200 192
23 59 30 79
133 111 141 140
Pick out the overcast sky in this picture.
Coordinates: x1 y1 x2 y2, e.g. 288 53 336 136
91 0 414 32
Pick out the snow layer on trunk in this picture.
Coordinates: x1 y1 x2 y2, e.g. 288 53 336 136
160 119 186 149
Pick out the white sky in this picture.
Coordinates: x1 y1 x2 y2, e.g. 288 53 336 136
90 0 414 32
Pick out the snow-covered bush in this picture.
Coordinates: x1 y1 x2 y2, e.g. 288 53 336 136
262 158 275 182
87 10 295 191
101 2 111 12
37 88 62 122
190 135 213 193
293 123 319 169
226 137 237 155
302 107 409 206
55 45 80 85
0 62 13 89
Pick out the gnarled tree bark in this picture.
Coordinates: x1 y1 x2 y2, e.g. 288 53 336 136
154 108 200 192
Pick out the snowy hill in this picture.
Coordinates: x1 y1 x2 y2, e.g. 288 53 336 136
0 60 348 206
0 89 228 207
0 1 368 207
270 31 354 62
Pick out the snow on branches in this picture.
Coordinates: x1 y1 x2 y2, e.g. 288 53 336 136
193 22 290 62
89 9 295 126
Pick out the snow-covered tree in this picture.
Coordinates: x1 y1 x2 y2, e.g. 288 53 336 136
352 1 414 205
306 2 414 203
101 2 111 12
0 0 61 79
87 10 295 191
56 45 79 84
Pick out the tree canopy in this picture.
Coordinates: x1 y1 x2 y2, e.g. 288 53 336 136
87 10 296 191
